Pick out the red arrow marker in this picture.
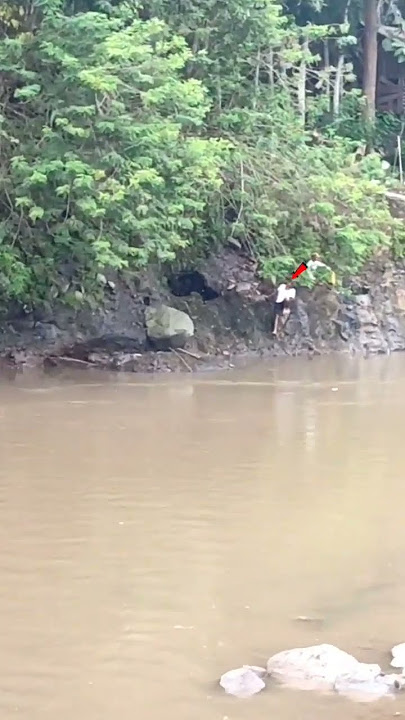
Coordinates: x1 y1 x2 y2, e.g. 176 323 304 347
292 262 307 280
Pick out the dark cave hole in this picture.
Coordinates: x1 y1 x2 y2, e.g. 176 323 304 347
350 285 370 295
167 270 219 301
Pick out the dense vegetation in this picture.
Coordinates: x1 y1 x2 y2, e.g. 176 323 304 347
1 0 405 309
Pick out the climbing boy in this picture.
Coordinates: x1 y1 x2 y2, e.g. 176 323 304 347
272 280 296 336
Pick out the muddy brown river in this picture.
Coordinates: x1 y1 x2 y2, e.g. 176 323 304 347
1 354 405 719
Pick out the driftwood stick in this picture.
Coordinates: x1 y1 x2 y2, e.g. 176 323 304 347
50 355 94 366
176 347 202 360
171 348 192 371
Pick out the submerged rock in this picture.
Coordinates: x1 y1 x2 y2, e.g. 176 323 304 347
391 643 405 669
145 304 194 350
334 667 405 701
219 665 266 698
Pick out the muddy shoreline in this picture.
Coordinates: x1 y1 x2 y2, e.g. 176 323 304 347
0 345 305 378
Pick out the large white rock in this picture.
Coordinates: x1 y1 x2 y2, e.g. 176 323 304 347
334 667 404 702
145 304 194 350
219 665 266 698
266 644 360 690
266 643 405 699
391 643 405 669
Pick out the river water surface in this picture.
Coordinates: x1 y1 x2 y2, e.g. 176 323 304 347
1 354 405 720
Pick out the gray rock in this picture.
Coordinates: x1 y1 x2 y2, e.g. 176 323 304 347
219 665 266 698
33 322 59 342
355 294 389 354
235 282 254 294
145 304 194 350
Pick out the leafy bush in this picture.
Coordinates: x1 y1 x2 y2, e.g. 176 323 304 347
212 96 404 283
0 8 227 306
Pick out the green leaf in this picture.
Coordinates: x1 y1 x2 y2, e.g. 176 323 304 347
15 196 32 209
29 206 45 222
14 84 41 100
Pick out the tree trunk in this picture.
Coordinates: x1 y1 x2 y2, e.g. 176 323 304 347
334 0 352 119
268 47 274 95
363 0 378 123
324 40 331 113
298 38 308 126
253 49 261 110
333 54 345 118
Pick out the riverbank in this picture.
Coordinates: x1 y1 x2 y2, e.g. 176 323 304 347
2 249 405 375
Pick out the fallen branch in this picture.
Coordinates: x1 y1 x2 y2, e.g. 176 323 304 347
171 348 192 371
47 355 94 367
176 347 202 360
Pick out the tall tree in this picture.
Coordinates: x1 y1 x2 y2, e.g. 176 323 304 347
363 0 378 122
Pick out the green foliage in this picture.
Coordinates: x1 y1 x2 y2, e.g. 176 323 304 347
330 90 403 157
213 96 402 283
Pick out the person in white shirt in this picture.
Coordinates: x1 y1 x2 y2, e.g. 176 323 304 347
307 253 336 285
307 252 327 274
272 280 296 336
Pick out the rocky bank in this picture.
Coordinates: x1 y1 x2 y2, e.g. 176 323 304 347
2 249 405 374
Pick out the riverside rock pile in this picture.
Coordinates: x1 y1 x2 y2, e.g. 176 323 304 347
219 643 405 702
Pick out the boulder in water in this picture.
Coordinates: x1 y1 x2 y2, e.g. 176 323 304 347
266 644 405 700
145 304 194 350
334 666 405 701
391 643 405 669
219 665 266 698
266 643 359 690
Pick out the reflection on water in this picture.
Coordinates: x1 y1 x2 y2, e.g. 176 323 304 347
0 354 405 719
